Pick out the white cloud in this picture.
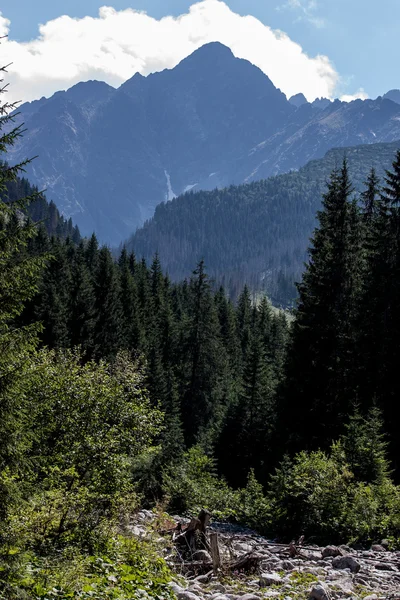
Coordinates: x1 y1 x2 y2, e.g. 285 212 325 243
0 1 341 104
340 88 369 102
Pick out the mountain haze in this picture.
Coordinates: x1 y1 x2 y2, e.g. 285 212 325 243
8 42 400 244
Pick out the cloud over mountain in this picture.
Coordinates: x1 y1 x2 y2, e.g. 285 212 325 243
1 0 339 103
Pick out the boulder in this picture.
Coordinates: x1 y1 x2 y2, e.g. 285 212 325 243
177 592 200 600
309 584 331 600
332 555 360 573
192 549 212 562
371 545 386 552
259 573 282 587
321 546 342 558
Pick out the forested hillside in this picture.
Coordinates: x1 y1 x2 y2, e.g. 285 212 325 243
1 166 81 241
128 140 400 305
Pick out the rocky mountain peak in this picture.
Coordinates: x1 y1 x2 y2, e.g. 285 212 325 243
289 93 308 108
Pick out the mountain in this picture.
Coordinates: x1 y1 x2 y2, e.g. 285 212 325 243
127 140 400 305
289 93 308 108
382 89 400 105
8 42 400 244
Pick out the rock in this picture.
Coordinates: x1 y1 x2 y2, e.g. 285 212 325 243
211 584 227 593
321 546 342 558
363 595 379 600
259 573 282 587
238 595 260 600
195 573 213 584
129 524 145 537
281 560 295 570
309 584 331 600
177 592 200 600
169 582 186 594
374 562 397 571
371 545 386 552
380 539 390 549
332 555 361 573
193 549 212 562
339 545 353 554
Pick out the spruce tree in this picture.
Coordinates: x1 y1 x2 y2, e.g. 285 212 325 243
280 161 361 452
180 261 227 446
0 61 46 517
92 246 123 359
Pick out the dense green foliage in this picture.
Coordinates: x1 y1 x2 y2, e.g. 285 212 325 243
128 141 400 305
1 166 81 241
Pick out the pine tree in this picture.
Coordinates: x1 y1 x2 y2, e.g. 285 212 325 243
92 246 123 359
0 61 47 517
361 168 380 222
118 247 142 351
359 151 400 472
218 328 274 487
280 161 362 452
68 242 96 353
340 407 391 484
180 261 227 446
35 237 71 348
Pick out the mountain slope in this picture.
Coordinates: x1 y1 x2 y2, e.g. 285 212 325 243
127 140 400 305
8 42 400 244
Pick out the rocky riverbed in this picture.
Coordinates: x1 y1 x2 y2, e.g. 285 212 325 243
130 511 400 600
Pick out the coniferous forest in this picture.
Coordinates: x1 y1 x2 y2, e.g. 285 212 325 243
3 69 400 598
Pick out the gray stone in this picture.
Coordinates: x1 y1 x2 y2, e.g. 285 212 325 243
380 539 390 549
374 562 397 571
193 549 212 562
211 584 227 593
238 595 260 600
195 573 213 584
339 545 353 554
371 545 386 552
321 546 342 558
363 595 378 600
332 555 361 573
281 560 295 570
259 573 282 587
177 592 200 600
309 585 331 600
169 582 186 594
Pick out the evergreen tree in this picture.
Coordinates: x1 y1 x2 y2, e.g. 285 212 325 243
340 407 390 485
180 261 227 446
92 246 123 359
358 151 400 471
280 161 362 452
68 242 96 352
0 62 46 517
361 168 380 222
118 247 142 351
35 237 71 348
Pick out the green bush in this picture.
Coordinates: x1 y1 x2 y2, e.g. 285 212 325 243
0 535 175 600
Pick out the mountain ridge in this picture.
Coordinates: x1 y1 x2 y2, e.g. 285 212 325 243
8 42 400 244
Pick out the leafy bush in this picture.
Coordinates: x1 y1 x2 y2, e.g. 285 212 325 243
0 535 175 600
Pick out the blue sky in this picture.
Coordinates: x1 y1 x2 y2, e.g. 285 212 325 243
1 0 398 102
